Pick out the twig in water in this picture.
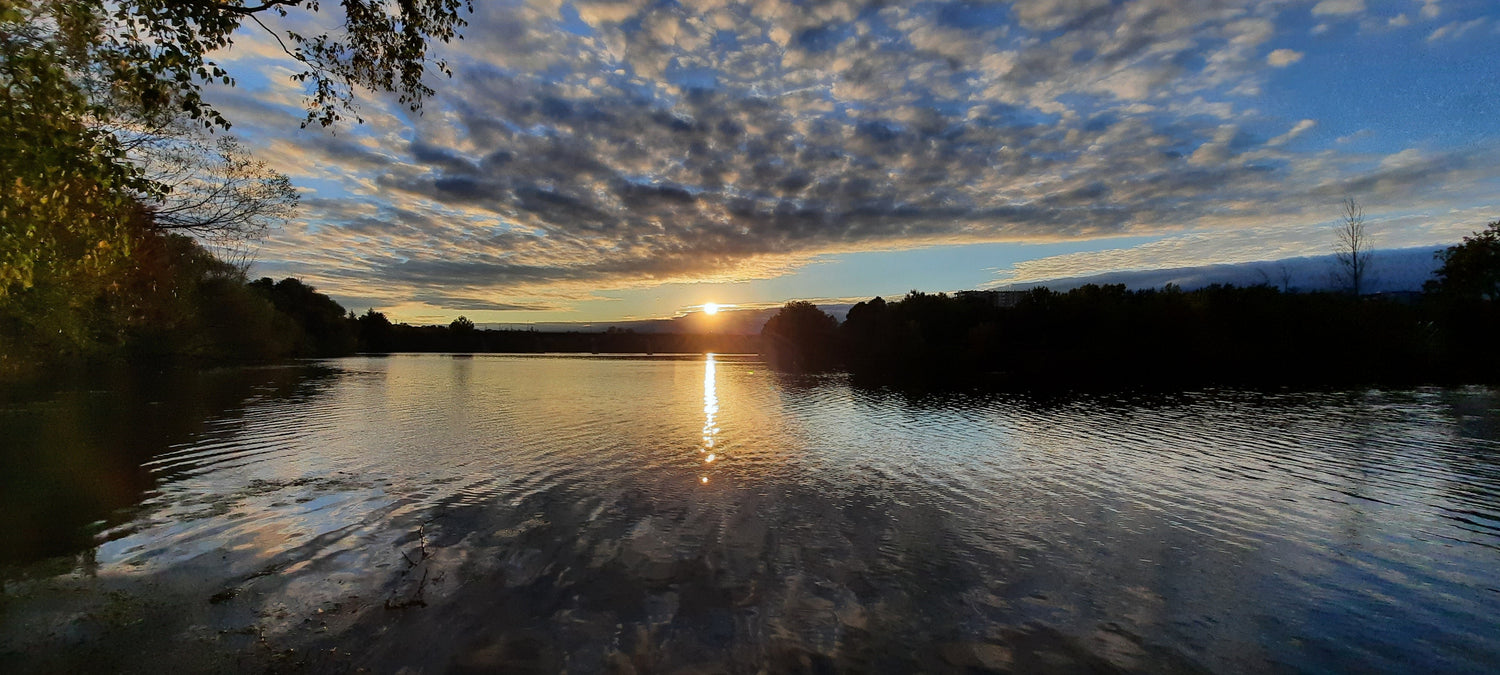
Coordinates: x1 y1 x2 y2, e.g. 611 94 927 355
399 524 433 568
387 523 435 609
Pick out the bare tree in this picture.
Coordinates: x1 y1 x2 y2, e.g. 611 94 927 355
136 133 298 243
1332 197 1373 296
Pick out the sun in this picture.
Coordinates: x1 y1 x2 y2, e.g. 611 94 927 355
703 302 719 315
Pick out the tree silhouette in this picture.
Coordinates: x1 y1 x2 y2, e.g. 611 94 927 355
357 309 394 352
248 277 356 356
140 134 298 249
1426 220 1500 302
760 301 839 372
1333 197 1373 296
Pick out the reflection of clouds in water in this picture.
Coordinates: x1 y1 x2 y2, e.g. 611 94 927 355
700 353 719 484
12 357 1500 675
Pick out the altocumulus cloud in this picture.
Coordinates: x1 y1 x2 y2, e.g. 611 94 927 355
208 0 1500 319
1266 48 1303 67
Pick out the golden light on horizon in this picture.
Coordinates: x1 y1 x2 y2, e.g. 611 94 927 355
703 302 719 315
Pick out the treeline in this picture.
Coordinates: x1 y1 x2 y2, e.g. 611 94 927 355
359 316 758 355
0 226 363 372
762 221 1500 388
0 224 760 375
0 2 469 377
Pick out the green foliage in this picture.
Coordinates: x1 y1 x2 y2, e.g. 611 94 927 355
2 0 472 269
4 0 473 131
0 3 147 302
1 0 469 372
279 0 475 127
0 225 301 369
1426 220 1500 302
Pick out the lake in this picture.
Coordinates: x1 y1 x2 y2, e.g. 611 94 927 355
2 354 1498 673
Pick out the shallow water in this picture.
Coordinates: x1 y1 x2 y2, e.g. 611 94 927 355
2 354 1499 673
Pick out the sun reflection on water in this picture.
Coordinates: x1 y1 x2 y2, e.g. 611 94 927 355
8 356 1500 674
700 353 718 484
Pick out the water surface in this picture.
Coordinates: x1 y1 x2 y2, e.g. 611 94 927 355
2 354 1498 673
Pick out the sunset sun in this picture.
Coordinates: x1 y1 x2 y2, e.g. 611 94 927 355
5 0 1498 670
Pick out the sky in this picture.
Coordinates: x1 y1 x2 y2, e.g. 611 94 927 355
205 0 1500 325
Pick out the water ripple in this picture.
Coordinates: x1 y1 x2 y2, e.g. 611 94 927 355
4 356 1499 674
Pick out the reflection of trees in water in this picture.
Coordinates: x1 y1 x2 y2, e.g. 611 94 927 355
1295 388 1500 548
1330 394 1381 552
770 370 845 394
1431 389 1500 539
831 381 1500 670
845 377 1217 414
0 365 336 567
6 360 1497 672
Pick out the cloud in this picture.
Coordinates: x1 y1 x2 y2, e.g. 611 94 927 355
1335 129 1373 144
1008 0 1114 31
992 247 1445 294
1427 17 1486 42
986 227 1333 286
1266 49 1304 67
1312 0 1366 17
575 0 645 26
1268 119 1317 146
196 0 1500 320
407 295 561 312
985 214 1480 289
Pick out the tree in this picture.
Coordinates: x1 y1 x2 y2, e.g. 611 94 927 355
1 1 469 367
841 296 890 363
137 133 299 248
247 277 356 355
6 1 474 130
356 308 394 351
2 0 473 281
1332 197 1373 296
1426 220 1500 302
447 314 477 351
760 301 839 372
0 5 146 302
